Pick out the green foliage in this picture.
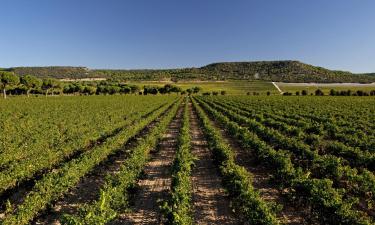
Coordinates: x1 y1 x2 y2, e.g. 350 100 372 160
163 99 194 225
0 71 20 87
192 98 279 225
0 71 20 98
60 98 182 225
6 61 375 82
1 97 178 225
196 96 374 225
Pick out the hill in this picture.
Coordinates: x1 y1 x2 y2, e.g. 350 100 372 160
2 61 375 83
200 61 375 83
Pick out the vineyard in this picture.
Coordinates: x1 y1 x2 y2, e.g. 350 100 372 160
0 95 374 225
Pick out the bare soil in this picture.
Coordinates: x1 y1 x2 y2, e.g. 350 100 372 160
112 105 184 225
189 102 239 225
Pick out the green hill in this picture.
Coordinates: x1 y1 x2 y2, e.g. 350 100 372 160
200 61 375 83
3 61 375 83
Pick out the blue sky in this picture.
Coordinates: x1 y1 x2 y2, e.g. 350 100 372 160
1 0 374 72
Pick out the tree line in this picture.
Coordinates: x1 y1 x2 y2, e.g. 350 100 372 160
0 71 205 98
283 89 375 96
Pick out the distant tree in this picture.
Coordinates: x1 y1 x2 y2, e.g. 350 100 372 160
164 84 172 92
370 90 375 96
193 86 202 94
266 91 271 96
339 90 346 96
108 85 121 94
42 78 60 96
356 90 364 96
315 89 324 96
143 86 158 95
170 85 182 93
202 92 211 96
186 88 193 95
212 91 219 96
301 90 308 96
295 91 300 96
129 85 140 94
220 90 227 95
0 72 20 99
329 89 337 96
83 86 97 95
20 75 42 97
181 90 186 95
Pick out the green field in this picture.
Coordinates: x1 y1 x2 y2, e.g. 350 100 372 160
276 82 375 94
1 95 375 224
132 80 278 95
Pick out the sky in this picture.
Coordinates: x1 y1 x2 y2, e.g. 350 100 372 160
1 0 374 73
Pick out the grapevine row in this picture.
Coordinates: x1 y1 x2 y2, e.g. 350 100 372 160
212 98 375 171
192 98 280 225
61 98 182 224
200 97 375 206
0 100 168 196
1 99 178 225
162 98 194 225
195 97 372 225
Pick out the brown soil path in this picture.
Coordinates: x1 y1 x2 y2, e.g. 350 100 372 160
189 102 239 225
206 109 312 225
32 106 173 225
112 104 184 225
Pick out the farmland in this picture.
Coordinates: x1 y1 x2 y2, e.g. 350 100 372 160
277 82 375 94
0 95 374 225
132 80 278 95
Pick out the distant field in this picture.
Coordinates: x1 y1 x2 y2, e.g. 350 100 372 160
276 82 375 94
132 80 277 95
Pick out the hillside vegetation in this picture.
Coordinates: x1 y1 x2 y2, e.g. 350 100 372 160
3 61 375 83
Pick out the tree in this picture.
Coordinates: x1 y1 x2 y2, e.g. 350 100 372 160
0 72 20 99
315 89 324 96
20 75 42 97
192 86 202 94
267 91 271 96
295 91 300 96
129 85 140 94
220 90 227 95
329 89 337 96
143 86 158 95
170 85 182 93
42 78 61 96
301 90 308 96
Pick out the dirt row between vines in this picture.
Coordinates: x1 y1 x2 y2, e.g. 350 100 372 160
0 104 167 215
199 101 312 225
32 104 175 225
112 103 185 224
189 102 239 225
